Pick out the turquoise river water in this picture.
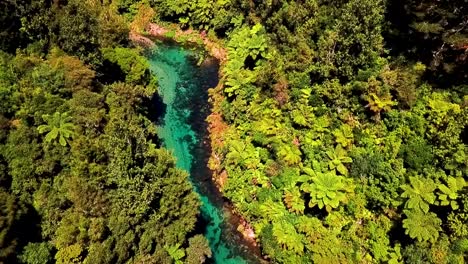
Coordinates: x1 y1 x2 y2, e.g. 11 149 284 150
148 44 261 264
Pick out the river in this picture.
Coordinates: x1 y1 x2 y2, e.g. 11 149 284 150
148 43 262 264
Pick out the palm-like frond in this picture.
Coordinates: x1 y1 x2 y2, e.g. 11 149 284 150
301 172 351 212
272 220 304 254
366 93 396 113
437 177 466 209
37 111 75 146
259 199 287 220
326 145 352 176
403 209 441 243
164 244 185 264
401 176 436 213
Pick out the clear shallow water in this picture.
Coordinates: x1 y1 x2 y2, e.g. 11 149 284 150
148 44 260 264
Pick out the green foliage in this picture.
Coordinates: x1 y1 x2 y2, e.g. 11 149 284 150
333 124 354 148
301 172 352 212
403 210 441 243
62 1 128 62
259 199 288 221
102 47 154 86
19 242 53 264
130 2 155 33
401 176 436 213
365 216 402 263
325 145 352 176
55 243 83 264
2 0 468 263
351 151 404 209
436 177 466 209
225 139 260 169
447 195 468 237
0 6 204 263
283 186 305 214
223 24 269 97
207 0 467 258
155 0 235 30
272 220 304 254
365 93 397 118
51 1 102 65
0 190 29 262
37 112 75 146
452 238 468 254
402 242 432 264
165 244 185 264
291 105 314 128
276 143 302 166
185 235 212 264
400 137 433 171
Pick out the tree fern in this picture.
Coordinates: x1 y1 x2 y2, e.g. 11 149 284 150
225 139 260 169
401 176 436 213
164 244 185 264
283 186 305 214
301 172 351 212
259 199 287 220
37 112 75 146
291 109 308 127
276 143 302 165
291 105 314 127
437 177 466 210
365 93 396 114
272 220 304 254
296 215 323 237
333 124 354 148
325 145 352 176
402 210 441 243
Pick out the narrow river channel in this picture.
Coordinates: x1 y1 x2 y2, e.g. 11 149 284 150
148 44 261 264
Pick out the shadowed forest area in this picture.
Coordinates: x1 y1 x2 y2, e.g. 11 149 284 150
0 0 467 263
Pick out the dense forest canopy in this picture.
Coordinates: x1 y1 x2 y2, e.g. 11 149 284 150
0 1 209 263
0 0 467 263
